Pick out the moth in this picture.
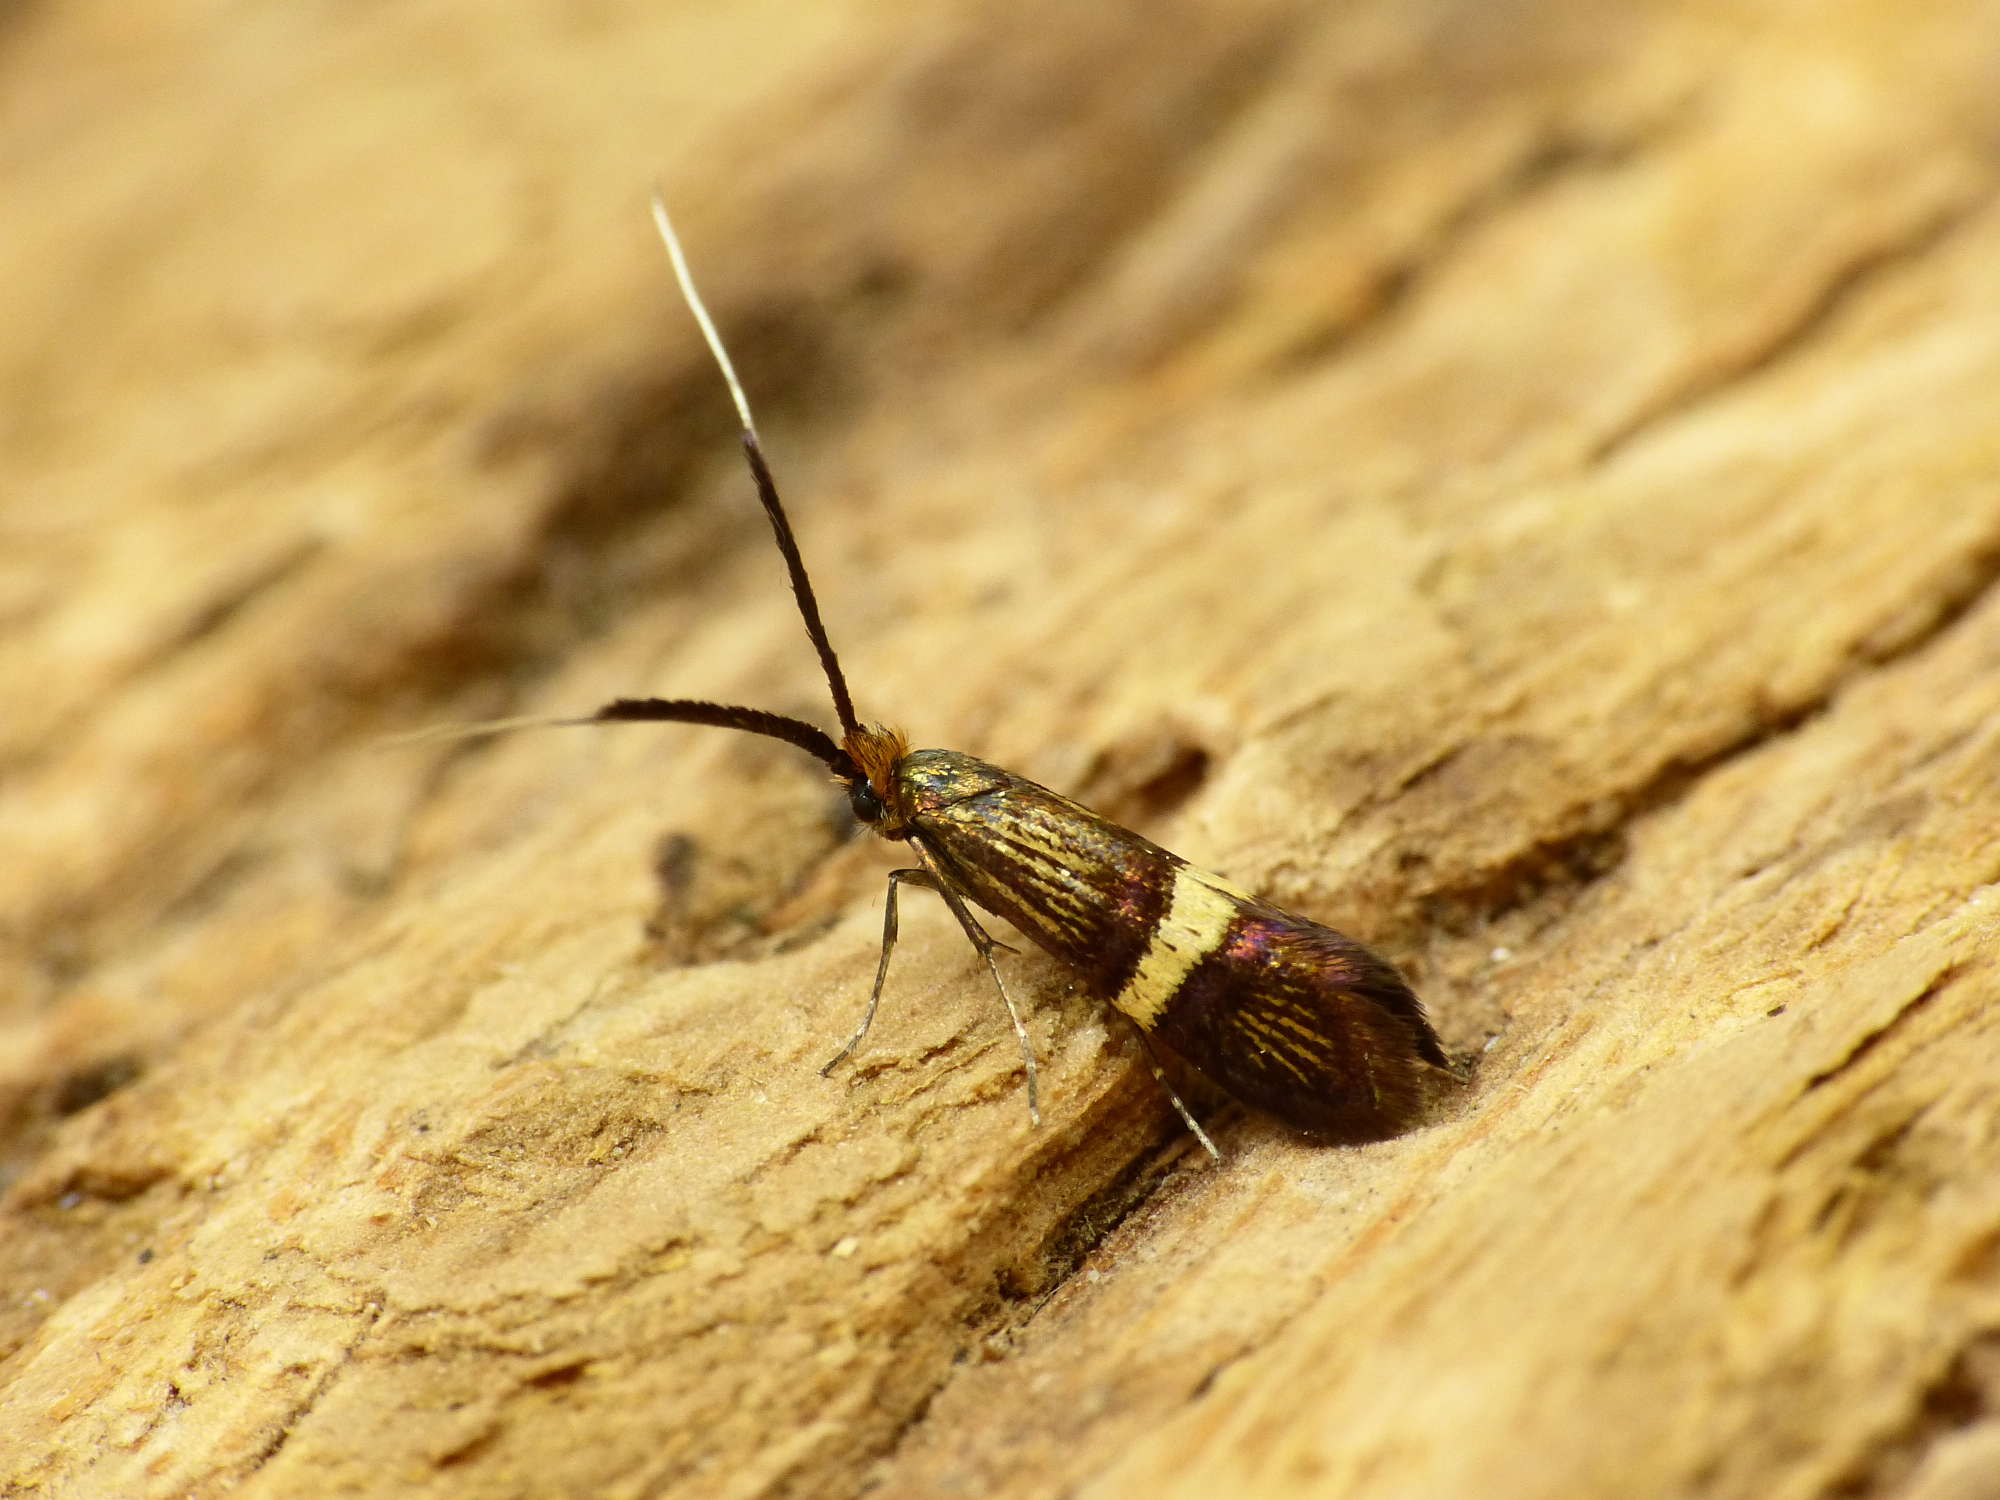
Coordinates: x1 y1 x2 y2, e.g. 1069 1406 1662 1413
464 201 1450 1158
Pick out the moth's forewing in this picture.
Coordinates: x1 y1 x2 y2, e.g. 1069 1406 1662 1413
1150 903 1443 1138
894 749 1442 1138
893 750 1172 978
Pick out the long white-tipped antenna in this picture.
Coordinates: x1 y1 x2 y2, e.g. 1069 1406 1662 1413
650 193 758 439
649 189 863 740
384 196 864 762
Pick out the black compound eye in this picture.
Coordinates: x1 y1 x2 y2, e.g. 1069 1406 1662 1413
848 781 885 824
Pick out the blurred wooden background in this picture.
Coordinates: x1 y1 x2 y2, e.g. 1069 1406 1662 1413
3 2 1998 1496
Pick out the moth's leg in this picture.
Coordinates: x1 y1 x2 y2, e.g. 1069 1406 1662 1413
821 867 937 1077
1128 1022 1221 1162
910 839 1041 1127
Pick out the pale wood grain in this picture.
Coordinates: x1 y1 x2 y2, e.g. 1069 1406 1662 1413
4 2 1998 1497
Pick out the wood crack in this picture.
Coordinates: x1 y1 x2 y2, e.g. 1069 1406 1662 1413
1419 526 2000 933
1589 189 1994 465
1272 107 1695 375
1799 962 1962 1097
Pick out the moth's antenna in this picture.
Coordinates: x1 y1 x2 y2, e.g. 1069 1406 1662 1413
651 196 756 437
650 193 863 743
383 700 850 773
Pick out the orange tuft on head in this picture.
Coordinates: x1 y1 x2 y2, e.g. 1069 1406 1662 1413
843 725 909 799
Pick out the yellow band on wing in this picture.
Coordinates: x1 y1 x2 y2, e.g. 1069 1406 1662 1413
1112 865 1249 1027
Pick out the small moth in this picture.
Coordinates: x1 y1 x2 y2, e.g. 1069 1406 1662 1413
468 201 1450 1157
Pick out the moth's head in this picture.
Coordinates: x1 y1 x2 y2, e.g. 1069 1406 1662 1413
841 724 912 837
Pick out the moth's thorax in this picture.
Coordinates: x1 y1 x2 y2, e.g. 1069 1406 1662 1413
890 749 1013 822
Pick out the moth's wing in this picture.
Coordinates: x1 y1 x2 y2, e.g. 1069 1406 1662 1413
906 763 1175 986
899 750 1446 1139
1150 901 1447 1139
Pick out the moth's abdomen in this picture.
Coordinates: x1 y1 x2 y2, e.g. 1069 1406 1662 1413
897 749 1446 1139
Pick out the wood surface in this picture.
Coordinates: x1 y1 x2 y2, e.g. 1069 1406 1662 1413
4 2 1998 1497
